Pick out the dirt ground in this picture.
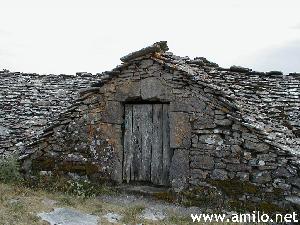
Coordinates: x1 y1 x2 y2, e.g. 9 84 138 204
0 182 261 225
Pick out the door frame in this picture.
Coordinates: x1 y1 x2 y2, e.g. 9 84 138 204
121 101 171 186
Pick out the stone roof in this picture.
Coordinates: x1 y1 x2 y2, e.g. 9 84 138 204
0 71 102 153
157 52 300 156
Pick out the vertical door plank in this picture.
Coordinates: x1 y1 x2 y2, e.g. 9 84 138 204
123 104 133 183
132 105 143 181
139 104 153 181
151 104 163 184
162 104 171 185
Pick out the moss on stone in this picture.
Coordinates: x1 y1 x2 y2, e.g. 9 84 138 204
264 188 284 200
85 163 99 175
228 200 257 212
24 173 116 198
59 162 86 173
208 179 259 197
153 191 176 203
180 186 224 210
259 201 285 214
181 180 288 214
57 161 99 175
31 158 55 171
228 200 285 214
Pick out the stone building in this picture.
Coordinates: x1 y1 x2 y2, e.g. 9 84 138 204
3 41 300 209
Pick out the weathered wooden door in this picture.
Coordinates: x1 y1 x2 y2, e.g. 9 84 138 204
123 103 171 186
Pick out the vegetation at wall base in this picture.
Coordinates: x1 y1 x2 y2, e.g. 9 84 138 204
0 155 23 184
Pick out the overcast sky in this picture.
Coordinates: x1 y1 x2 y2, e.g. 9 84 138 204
0 0 300 74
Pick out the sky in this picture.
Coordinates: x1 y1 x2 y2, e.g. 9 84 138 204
0 0 300 75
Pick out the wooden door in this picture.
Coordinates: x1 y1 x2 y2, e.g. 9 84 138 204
123 103 171 186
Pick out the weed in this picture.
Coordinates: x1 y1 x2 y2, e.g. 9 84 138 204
122 205 145 224
0 155 23 184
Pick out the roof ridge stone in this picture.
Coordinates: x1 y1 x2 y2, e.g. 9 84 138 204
120 41 169 63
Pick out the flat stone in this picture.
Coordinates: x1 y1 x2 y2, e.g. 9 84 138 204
210 169 228 180
38 208 99 225
272 167 293 178
251 171 272 184
226 163 250 172
244 140 269 152
198 134 223 145
42 198 58 207
215 119 232 126
191 156 214 170
170 97 206 113
285 196 300 206
236 172 250 181
191 114 216 130
116 185 169 196
291 178 300 188
170 112 191 148
140 207 166 221
169 149 189 192
8 198 21 205
115 80 140 101
190 169 209 180
101 101 123 124
140 77 171 100
0 125 10 136
140 59 154 68
230 65 250 73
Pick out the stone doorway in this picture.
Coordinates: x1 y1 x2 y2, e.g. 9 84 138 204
122 103 171 186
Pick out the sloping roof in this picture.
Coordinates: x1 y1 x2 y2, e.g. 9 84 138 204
0 71 102 153
156 51 300 155
105 41 300 155
22 41 300 157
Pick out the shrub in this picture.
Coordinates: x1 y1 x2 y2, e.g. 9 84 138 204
0 155 23 184
25 173 115 199
66 179 97 198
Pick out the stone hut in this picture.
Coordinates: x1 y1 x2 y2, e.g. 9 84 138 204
18 41 299 209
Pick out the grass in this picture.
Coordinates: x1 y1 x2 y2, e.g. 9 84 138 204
0 156 269 224
0 182 269 225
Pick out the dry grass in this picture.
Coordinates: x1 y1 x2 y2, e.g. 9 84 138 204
0 182 265 225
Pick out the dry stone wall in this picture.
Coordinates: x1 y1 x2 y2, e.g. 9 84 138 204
21 58 300 210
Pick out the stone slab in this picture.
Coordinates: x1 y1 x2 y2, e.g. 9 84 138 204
38 208 99 225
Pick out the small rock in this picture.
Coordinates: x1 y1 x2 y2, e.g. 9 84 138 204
0 125 10 136
251 171 271 184
9 198 20 205
42 198 58 207
103 212 123 224
286 196 300 206
244 140 269 152
229 65 250 73
210 169 228 180
272 167 292 178
266 71 283 76
215 119 232 126
140 208 166 221
236 172 250 181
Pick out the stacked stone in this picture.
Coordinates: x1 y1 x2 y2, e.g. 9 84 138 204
0 70 102 154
